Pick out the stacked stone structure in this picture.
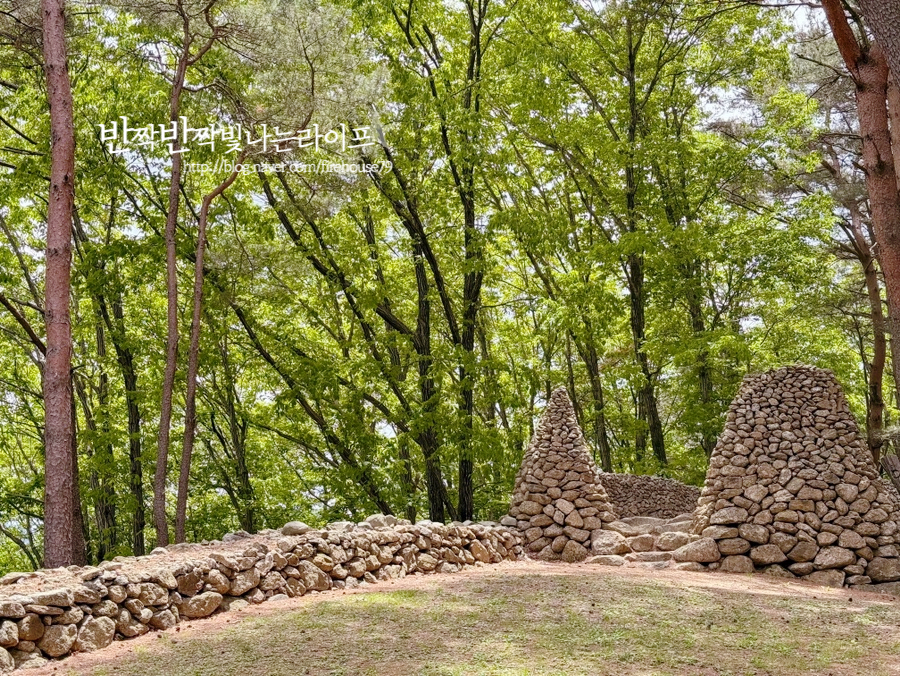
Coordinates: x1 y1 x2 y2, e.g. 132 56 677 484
692 365 900 586
505 388 619 562
0 517 521 672
599 473 700 519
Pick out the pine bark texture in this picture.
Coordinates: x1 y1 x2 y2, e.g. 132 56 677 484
41 0 81 568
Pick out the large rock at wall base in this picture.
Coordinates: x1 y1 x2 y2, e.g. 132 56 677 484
719 556 754 574
561 540 589 563
0 646 12 673
417 554 439 572
866 557 900 582
9 648 44 670
115 609 149 638
298 561 332 590
674 562 707 572
672 538 721 563
36 624 77 657
469 541 492 563
74 617 115 652
749 545 787 565
585 555 626 566
804 570 846 588
591 531 631 556
220 597 249 613
228 568 260 596
285 578 306 598
786 541 819 563
179 592 223 619
812 547 856 570
148 610 178 631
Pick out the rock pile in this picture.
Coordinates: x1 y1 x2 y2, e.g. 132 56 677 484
504 388 619 562
692 365 900 587
0 516 521 672
599 472 700 519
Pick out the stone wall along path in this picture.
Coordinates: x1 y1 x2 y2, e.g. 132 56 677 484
504 388 619 562
691 365 900 587
0 517 522 672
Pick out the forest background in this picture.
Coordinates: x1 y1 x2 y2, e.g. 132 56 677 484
0 0 896 573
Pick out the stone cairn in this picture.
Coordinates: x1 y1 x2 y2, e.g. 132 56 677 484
691 365 900 587
598 472 700 519
503 388 619 562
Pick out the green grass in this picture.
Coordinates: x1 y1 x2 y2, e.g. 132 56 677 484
68 568 900 676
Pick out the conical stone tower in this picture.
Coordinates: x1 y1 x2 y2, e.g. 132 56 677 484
693 365 900 587
506 388 619 562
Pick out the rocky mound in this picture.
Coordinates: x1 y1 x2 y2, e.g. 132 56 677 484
599 472 700 519
504 388 618 562
692 365 900 587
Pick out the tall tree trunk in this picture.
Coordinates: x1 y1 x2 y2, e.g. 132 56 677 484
41 0 82 568
822 3 900 418
175 166 242 543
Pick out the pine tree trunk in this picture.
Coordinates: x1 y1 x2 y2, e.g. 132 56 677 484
41 0 81 568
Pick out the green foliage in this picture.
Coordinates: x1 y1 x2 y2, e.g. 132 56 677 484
0 0 884 571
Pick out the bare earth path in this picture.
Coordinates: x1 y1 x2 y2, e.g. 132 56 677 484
31 561 900 676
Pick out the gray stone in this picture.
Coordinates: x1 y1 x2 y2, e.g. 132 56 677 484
719 556 754 574
585 555 626 566
804 570 845 587
673 538 721 563
36 624 76 657
750 545 787 565
866 557 900 582
74 617 115 652
710 507 749 525
179 592 222 618
561 540 589 563
0 621 16 648
813 547 856 570
281 521 311 536
656 531 691 551
591 530 631 555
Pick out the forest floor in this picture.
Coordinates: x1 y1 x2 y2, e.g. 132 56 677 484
30 560 900 676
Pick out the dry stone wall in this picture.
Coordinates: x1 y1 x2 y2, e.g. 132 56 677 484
598 473 700 519
691 365 900 587
0 516 521 672
504 388 619 562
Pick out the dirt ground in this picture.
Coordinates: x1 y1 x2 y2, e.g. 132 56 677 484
23 560 900 676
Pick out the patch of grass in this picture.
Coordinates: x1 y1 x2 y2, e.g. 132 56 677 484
66 569 900 676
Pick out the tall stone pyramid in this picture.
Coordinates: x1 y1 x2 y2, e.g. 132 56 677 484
506 388 619 562
693 365 900 586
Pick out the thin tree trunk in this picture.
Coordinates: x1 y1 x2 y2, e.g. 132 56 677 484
153 43 189 547
849 204 887 463
175 164 242 543
41 0 82 568
626 254 667 465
